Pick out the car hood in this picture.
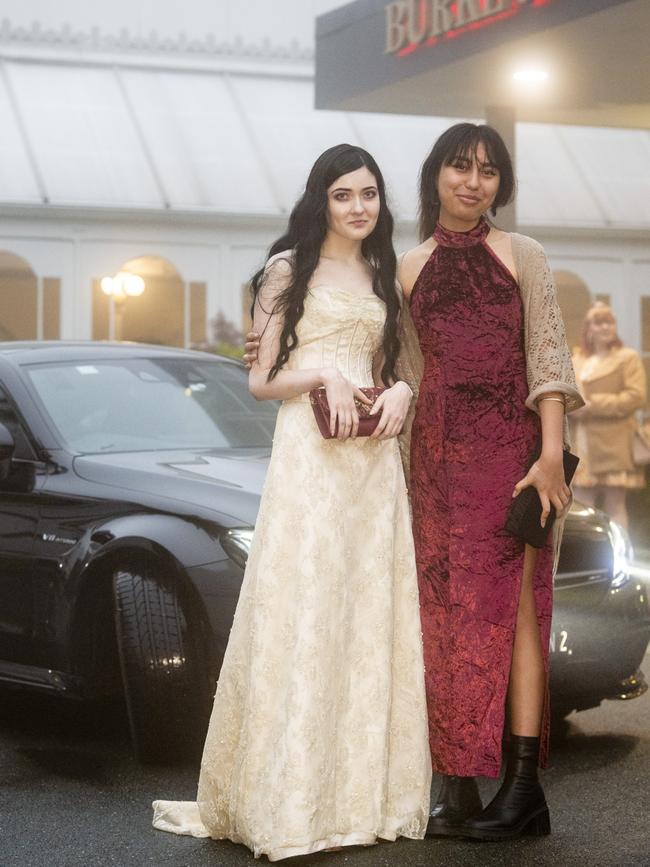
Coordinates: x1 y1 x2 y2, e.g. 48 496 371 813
564 500 610 534
72 454 608 543
73 447 271 527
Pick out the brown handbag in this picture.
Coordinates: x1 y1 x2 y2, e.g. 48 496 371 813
309 386 386 439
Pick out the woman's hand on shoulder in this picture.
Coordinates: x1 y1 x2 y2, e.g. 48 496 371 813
368 381 412 440
322 369 373 440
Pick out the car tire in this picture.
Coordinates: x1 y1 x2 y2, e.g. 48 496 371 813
113 558 212 764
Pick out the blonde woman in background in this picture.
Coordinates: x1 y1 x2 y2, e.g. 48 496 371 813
571 302 647 529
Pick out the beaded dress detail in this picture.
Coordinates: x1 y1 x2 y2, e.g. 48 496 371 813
409 218 554 778
152 284 431 860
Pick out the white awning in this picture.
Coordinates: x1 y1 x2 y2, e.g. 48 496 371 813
1 59 649 229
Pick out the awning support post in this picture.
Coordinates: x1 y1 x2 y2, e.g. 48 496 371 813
485 104 517 233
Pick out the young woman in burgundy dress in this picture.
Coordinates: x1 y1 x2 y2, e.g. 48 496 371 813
397 123 582 840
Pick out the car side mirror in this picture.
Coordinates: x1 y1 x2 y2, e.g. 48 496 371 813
0 422 15 480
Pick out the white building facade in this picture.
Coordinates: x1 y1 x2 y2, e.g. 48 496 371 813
1 12 649 382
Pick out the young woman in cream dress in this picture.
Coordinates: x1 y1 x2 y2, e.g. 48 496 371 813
151 144 431 861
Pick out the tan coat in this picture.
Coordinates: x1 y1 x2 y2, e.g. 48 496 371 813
395 231 584 572
572 346 647 475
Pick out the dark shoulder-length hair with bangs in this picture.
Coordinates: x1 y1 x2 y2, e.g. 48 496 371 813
418 123 516 241
250 143 399 384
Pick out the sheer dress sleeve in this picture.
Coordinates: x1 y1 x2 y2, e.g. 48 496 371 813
252 253 293 371
512 233 583 416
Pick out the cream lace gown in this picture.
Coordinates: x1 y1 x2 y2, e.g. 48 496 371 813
152 286 431 861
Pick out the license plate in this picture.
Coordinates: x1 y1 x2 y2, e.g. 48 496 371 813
550 629 573 655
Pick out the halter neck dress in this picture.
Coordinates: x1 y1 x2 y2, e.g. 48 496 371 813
409 218 554 778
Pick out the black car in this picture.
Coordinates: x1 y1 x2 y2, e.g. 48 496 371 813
0 342 648 761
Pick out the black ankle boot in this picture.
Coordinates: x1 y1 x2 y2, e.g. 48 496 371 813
426 775 482 837
461 735 550 840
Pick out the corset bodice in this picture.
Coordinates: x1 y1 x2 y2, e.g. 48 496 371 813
286 285 385 388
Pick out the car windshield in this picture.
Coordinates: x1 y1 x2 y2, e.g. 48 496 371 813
26 356 278 453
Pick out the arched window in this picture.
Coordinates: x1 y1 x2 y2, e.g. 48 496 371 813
93 255 206 347
554 270 593 355
0 251 37 340
0 251 60 342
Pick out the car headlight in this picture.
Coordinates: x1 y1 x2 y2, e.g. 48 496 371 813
607 519 633 589
220 527 254 570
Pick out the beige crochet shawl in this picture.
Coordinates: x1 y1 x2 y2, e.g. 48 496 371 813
395 232 584 570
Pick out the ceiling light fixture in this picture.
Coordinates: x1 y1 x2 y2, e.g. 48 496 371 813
513 68 549 83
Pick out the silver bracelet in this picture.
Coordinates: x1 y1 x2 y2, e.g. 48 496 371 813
538 396 565 405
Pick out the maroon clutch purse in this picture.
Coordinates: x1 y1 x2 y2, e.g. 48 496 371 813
309 386 386 439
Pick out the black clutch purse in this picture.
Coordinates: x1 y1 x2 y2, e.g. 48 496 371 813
505 449 579 548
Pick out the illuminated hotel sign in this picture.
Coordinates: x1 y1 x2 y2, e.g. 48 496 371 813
385 0 557 56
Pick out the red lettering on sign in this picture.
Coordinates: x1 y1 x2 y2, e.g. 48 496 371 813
395 0 556 58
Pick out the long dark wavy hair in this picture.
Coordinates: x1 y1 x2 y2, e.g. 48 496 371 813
418 123 516 241
250 144 399 383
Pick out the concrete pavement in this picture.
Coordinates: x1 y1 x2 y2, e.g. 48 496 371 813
1 664 649 867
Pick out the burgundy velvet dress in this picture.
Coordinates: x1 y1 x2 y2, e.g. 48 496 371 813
409 218 554 779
